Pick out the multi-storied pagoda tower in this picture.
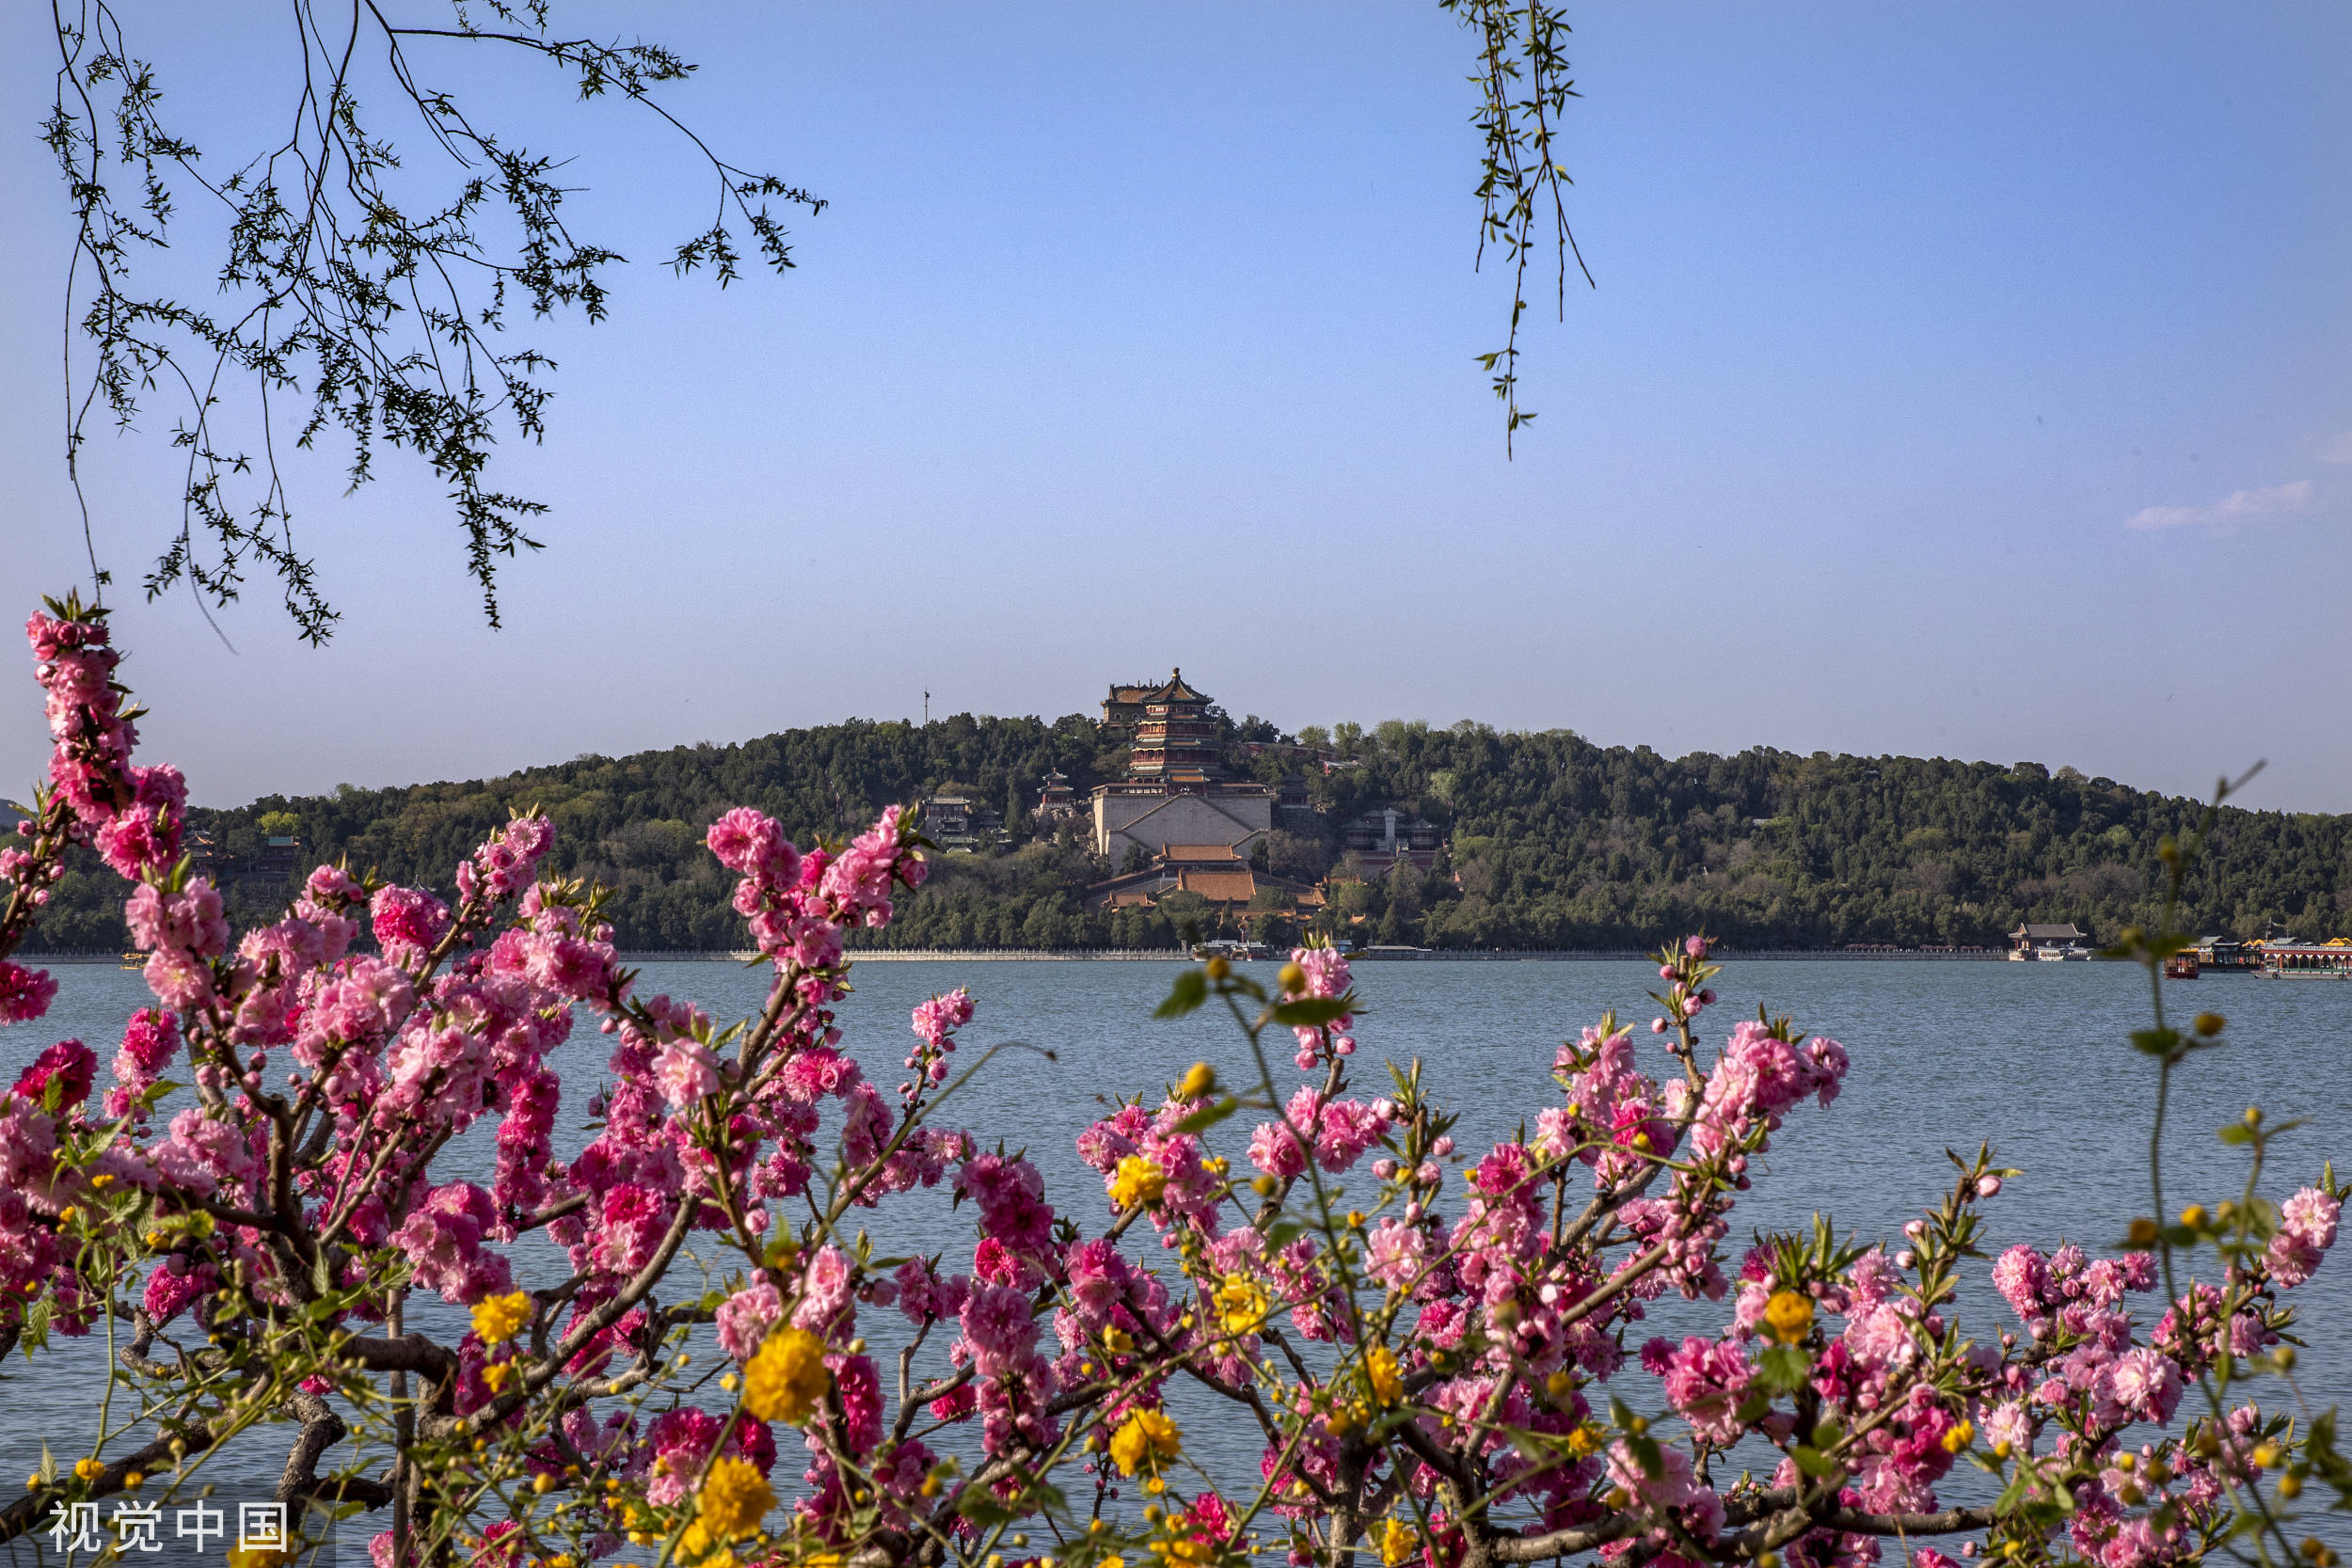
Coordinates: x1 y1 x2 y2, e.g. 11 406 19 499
1123 669 1223 788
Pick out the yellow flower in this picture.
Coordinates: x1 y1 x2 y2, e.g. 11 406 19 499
1763 1290 1814 1344
742 1327 831 1425
677 1520 734 1568
1214 1274 1268 1338
480 1361 514 1395
1110 1154 1168 1210
1364 1345 1402 1407
226 1547 291 1568
1108 1408 1182 1477
695 1455 775 1542
1566 1423 1604 1458
1378 1517 1415 1566
1178 1062 1216 1100
471 1291 533 1347
1941 1419 1975 1454
72 1458 103 1481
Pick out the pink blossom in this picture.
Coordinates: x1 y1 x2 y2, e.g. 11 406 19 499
12 1039 94 1109
371 885 451 956
123 879 229 957
791 1244 855 1332
960 1280 1040 1371
2101 1346 2183 1425
716 1280 784 1363
1653 1335 1754 1445
1364 1218 1428 1294
0 961 56 1025
706 807 803 891
392 1182 512 1304
1991 1243 2051 1323
652 1037 721 1108
2267 1186 2340 1288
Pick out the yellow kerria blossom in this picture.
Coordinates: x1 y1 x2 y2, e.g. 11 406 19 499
1109 1154 1168 1210
1214 1274 1267 1338
742 1327 832 1425
1108 1408 1182 1477
72 1458 103 1481
1378 1517 1416 1566
695 1454 775 1542
1763 1290 1814 1344
470 1291 532 1347
675 1521 732 1568
1364 1344 1403 1406
1942 1419 1975 1454
226 1547 290 1568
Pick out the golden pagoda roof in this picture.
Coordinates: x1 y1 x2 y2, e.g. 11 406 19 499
1139 667 1210 706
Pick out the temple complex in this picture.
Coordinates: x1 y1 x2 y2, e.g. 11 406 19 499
1089 670 1275 864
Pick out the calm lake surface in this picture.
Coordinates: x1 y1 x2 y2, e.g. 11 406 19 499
7 957 2348 1553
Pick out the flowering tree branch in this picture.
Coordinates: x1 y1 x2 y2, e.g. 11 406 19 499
0 594 2343 1567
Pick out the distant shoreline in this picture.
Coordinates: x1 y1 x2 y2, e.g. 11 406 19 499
10 947 2025 964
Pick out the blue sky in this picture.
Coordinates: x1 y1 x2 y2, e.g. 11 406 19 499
3 3 2348 811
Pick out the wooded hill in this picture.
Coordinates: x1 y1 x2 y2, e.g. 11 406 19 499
20 714 2350 953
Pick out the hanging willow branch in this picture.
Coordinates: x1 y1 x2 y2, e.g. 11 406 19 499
45 0 820 642
1444 0 1592 454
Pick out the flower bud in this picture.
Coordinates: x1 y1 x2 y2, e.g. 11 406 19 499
1204 955 1230 980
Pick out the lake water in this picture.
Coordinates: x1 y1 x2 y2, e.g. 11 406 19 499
7 957 2347 1556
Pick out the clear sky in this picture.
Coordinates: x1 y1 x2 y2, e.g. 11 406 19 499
3 3 2348 812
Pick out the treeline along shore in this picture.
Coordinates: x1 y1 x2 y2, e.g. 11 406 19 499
16 711 2352 954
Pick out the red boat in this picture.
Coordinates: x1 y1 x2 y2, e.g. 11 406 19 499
2164 952 2199 979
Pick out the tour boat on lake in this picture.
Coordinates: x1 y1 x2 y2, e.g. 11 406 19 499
2258 941 2352 980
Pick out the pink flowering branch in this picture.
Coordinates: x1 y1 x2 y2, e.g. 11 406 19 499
3 600 2345 1568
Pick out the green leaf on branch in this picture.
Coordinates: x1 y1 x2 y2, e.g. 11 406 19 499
1155 971 1207 1019
1791 1445 1841 1480
1625 1433 1662 1479
1271 994 1356 1028
2128 1028 2182 1058
956 1477 1066 1528
1754 1344 1812 1393
1173 1097 1240 1136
